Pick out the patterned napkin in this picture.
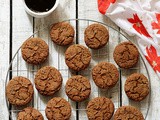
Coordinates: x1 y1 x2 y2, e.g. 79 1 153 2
98 0 160 78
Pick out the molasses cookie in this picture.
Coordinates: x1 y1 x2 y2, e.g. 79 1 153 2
21 38 49 65
65 75 91 102
114 106 144 120
35 66 63 96
45 97 71 120
125 73 149 101
50 22 75 46
92 62 119 89
113 41 139 69
84 23 109 49
17 107 44 120
65 44 91 71
6 76 34 106
86 97 114 120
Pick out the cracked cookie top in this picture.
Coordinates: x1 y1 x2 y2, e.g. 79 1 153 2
92 62 119 89
50 22 75 46
113 42 139 69
17 107 44 120
65 75 91 102
6 76 34 106
114 106 144 120
65 44 91 71
21 38 49 65
125 73 149 101
86 97 114 120
45 97 71 120
84 23 109 49
35 66 63 96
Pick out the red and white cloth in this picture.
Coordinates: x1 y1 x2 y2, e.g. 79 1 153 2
98 0 160 78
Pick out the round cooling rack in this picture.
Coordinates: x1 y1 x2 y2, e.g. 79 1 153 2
5 19 151 120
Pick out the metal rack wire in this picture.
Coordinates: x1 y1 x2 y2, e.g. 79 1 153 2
5 19 151 120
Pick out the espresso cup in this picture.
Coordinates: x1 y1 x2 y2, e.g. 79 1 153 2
22 0 59 18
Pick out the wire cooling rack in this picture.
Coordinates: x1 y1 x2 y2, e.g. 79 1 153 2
5 19 151 120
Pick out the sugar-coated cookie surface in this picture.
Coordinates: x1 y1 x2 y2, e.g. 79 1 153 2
65 75 91 102
114 106 144 120
35 66 62 96
87 97 114 120
84 23 109 49
21 38 49 65
50 22 75 46
65 44 91 71
17 107 44 120
92 62 119 89
125 73 149 101
45 97 71 120
113 41 139 69
6 76 34 106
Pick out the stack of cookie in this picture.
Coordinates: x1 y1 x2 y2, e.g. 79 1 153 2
6 22 149 120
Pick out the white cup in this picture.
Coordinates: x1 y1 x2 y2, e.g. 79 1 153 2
22 0 59 18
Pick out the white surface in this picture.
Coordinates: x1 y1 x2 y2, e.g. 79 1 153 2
0 0 160 120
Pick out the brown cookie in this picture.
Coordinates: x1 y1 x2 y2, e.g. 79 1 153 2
125 73 149 101
84 23 109 49
45 97 71 120
65 75 91 102
17 107 44 120
21 38 49 65
114 106 144 120
92 62 119 89
35 66 63 96
50 22 75 46
65 44 91 71
113 41 139 69
86 97 114 120
6 76 34 106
